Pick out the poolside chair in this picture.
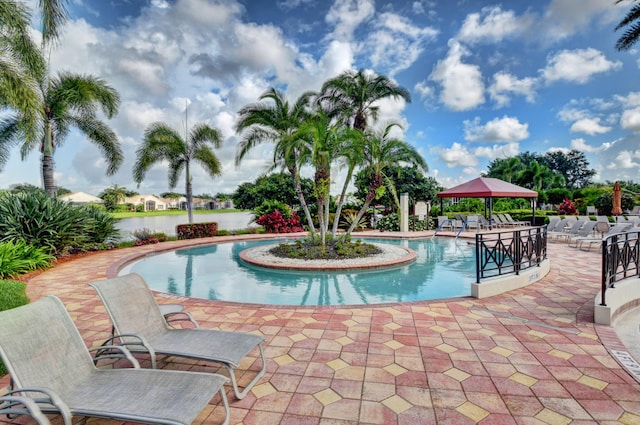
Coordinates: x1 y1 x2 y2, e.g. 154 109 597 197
567 220 597 247
503 213 528 227
0 295 230 425
0 394 53 425
90 273 266 400
437 215 454 232
586 205 597 216
550 219 587 242
546 216 561 232
575 223 634 251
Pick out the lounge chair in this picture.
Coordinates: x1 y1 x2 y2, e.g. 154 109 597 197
503 213 528 227
437 215 454 231
0 394 53 424
586 205 597 216
546 216 561 232
0 295 230 425
576 223 634 251
567 220 597 247
90 273 266 400
550 219 587 242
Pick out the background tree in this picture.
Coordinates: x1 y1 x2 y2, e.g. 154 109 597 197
354 165 442 212
485 157 524 183
232 172 315 210
99 184 128 211
133 122 223 223
544 150 596 189
615 0 640 51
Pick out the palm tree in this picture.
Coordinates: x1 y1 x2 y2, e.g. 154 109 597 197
133 122 223 223
235 88 317 233
293 110 359 244
342 123 427 239
319 69 411 131
0 0 123 197
615 0 640 51
0 1 46 161
517 161 565 191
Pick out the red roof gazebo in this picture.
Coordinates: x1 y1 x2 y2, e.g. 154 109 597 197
437 177 538 227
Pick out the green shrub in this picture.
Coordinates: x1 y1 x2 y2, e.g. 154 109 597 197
0 280 29 375
253 200 293 220
0 191 120 255
377 213 399 231
0 241 54 279
176 222 218 239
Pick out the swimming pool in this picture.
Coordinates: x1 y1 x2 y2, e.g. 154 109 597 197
120 237 476 306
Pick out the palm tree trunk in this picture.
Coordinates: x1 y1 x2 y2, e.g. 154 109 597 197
331 166 354 237
288 164 315 235
42 121 56 197
342 185 377 240
185 162 193 223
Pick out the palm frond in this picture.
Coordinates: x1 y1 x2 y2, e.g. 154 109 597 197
71 116 122 175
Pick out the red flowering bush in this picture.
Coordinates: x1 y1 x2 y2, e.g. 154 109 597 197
255 210 304 233
557 198 577 215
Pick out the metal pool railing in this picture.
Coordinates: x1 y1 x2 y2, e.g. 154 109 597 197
600 230 640 306
475 226 548 283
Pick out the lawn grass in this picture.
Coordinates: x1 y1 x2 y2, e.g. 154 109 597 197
111 208 244 219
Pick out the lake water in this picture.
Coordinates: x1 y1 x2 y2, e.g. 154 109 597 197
116 211 256 240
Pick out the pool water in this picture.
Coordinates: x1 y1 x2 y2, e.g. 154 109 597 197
121 237 476 306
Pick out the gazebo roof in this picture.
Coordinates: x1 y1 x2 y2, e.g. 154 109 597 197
437 177 538 199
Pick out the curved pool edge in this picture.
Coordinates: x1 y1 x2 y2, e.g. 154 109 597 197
239 244 416 271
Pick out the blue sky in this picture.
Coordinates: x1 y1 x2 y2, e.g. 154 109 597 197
2 0 639 197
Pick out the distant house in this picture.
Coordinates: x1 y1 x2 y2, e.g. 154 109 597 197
59 192 104 205
123 194 168 211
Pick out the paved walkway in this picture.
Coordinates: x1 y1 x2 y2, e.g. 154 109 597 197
2 231 640 424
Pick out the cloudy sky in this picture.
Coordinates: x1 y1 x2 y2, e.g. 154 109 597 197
2 0 638 197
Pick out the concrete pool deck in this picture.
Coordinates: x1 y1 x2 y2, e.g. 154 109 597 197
2 230 640 424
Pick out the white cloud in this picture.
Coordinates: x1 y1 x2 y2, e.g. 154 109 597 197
542 0 620 41
432 142 478 167
488 71 537 107
541 48 622 84
464 116 529 143
457 6 532 44
607 150 640 169
326 0 375 42
569 137 615 152
429 40 484 111
366 12 438 76
620 107 640 132
473 142 520 160
569 118 611 135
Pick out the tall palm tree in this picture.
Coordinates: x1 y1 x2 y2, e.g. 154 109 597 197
293 110 358 244
133 122 223 223
319 69 411 131
615 0 640 51
0 1 46 161
0 0 122 197
235 88 317 233
342 123 427 239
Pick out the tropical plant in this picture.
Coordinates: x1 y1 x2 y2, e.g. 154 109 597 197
133 122 223 223
235 88 317 233
319 69 411 131
253 199 293 219
99 184 128 211
342 123 427 239
255 210 304 233
0 0 123 197
0 0 43 150
557 198 577 215
615 0 640 51
0 191 119 255
0 240 55 279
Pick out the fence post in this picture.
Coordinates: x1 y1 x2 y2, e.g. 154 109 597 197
475 233 481 283
600 238 607 306
514 230 521 275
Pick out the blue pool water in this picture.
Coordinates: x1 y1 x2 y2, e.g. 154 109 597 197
121 237 476 306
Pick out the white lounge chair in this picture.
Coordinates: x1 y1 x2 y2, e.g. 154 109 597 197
0 295 230 425
90 273 266 400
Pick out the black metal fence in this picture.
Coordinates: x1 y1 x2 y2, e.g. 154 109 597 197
475 226 548 283
600 231 640 306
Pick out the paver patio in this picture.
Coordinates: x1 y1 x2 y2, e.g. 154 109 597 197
1 231 640 424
